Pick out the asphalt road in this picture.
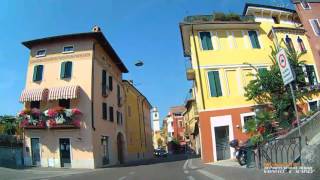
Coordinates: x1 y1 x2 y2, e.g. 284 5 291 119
1 155 319 180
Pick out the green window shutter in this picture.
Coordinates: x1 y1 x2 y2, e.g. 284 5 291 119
60 62 66 79
37 65 43 81
208 71 222 97
248 31 261 49
109 76 113 91
33 66 38 82
213 71 222 96
306 65 318 85
258 67 267 75
200 32 213 50
102 103 107 120
65 61 72 78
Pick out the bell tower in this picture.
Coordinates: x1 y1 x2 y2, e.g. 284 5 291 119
152 107 160 132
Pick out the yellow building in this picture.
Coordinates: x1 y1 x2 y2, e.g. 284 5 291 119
19 26 130 168
183 89 200 155
180 3 319 163
122 80 153 161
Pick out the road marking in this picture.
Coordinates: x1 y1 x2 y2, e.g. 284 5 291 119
129 171 136 175
197 169 225 180
188 159 197 169
184 170 189 174
183 159 189 170
118 176 127 180
186 176 195 180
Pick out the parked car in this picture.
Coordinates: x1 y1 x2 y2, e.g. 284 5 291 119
154 149 168 157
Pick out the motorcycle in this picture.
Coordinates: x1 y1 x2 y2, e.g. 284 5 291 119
229 139 247 166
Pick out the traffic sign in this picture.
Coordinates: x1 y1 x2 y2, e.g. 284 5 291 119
276 48 295 85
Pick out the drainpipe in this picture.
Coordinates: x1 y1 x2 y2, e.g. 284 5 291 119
91 42 96 131
191 24 206 110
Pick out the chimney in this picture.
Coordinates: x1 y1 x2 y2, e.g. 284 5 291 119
92 25 101 32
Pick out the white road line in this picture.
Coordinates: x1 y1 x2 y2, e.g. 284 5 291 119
118 176 127 180
183 159 189 170
184 170 189 174
129 171 136 175
188 159 197 169
186 176 195 180
197 169 225 180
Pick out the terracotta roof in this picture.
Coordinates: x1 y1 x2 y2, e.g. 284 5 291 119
170 106 186 113
22 31 128 73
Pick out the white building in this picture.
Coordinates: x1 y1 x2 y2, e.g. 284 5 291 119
152 107 160 132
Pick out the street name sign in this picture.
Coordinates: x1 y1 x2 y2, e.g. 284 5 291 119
276 48 295 85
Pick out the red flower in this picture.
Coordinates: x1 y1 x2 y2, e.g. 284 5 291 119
71 108 82 115
37 121 46 128
72 119 81 127
20 119 29 128
47 109 57 118
257 126 265 134
31 108 41 117
48 119 56 127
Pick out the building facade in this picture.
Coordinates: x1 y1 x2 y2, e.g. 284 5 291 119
180 4 319 163
19 26 129 168
183 89 201 155
123 80 153 162
292 0 320 75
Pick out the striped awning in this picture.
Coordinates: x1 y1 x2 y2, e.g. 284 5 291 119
19 88 49 102
48 86 80 100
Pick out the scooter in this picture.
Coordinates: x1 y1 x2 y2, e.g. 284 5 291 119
229 139 247 166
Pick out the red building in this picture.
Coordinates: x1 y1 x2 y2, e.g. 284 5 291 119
168 106 186 144
292 0 320 74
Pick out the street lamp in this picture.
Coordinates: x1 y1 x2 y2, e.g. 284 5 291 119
135 60 144 67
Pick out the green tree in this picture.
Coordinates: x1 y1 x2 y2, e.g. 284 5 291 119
244 43 311 142
0 115 21 135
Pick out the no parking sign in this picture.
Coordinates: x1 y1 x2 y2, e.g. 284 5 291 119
276 49 295 85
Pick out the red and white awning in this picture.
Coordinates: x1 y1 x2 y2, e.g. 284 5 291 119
48 86 80 100
20 88 49 102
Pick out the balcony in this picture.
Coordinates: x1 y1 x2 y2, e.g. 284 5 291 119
183 13 255 23
18 107 82 129
186 69 195 80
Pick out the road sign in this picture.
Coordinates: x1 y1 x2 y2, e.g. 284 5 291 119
276 48 295 85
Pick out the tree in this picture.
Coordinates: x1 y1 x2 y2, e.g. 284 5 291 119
157 138 163 148
244 43 312 143
0 115 21 135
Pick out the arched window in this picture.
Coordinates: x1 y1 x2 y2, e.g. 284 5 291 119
297 36 306 53
285 35 295 52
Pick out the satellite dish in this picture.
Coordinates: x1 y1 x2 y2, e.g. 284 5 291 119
135 60 144 67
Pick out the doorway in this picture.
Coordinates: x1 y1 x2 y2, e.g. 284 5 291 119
117 133 124 164
31 138 41 166
59 138 71 168
214 126 230 160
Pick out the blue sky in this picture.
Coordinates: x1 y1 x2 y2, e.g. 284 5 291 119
0 0 292 122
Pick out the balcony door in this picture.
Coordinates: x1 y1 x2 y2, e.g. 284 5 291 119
59 138 71 168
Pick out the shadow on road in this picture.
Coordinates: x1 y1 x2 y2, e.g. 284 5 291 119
108 153 200 168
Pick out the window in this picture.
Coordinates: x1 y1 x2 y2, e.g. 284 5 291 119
109 106 114 122
109 76 113 91
102 103 107 120
285 35 295 52
101 136 109 165
116 111 120 124
241 112 255 133
208 71 222 97
297 36 307 53
301 0 311 9
120 113 123 125
309 101 318 111
272 16 280 24
30 101 40 109
117 85 121 107
306 65 318 85
33 65 43 82
59 99 70 109
60 61 72 79
102 70 108 96
36 49 46 57
63 45 74 53
178 120 183 128
199 32 213 50
310 19 320 36
248 31 261 49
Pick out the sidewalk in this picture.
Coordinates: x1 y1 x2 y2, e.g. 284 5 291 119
208 159 245 168
0 167 94 180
